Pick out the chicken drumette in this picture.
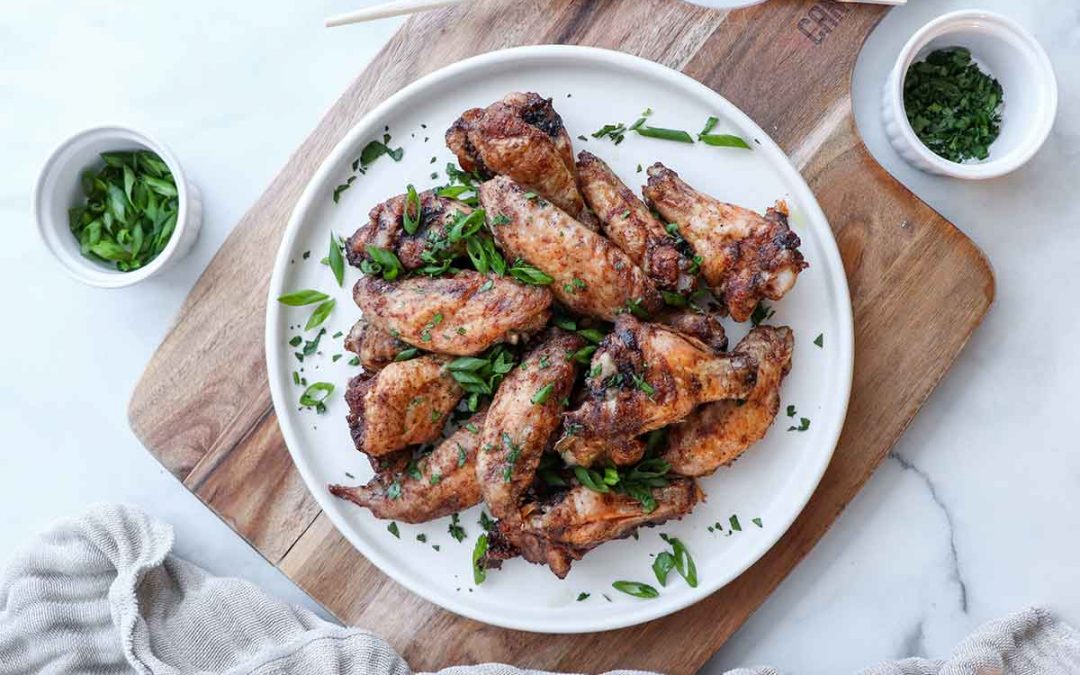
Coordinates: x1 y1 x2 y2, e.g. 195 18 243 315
345 190 473 272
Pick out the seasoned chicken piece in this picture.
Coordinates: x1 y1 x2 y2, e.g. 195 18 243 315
643 163 807 321
664 326 794 476
577 151 697 293
353 270 552 356
446 92 595 226
557 315 756 465
344 355 462 457
329 412 486 522
345 190 473 271
477 330 584 520
479 176 662 321
343 319 409 371
656 307 728 354
483 478 702 578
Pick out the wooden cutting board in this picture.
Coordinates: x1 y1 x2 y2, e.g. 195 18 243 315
128 1 994 672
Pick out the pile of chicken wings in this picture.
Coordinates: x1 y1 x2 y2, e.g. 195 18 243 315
329 92 807 579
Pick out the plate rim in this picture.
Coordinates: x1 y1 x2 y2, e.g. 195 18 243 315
265 44 854 634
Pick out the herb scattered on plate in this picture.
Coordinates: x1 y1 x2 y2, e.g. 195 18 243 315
68 151 180 271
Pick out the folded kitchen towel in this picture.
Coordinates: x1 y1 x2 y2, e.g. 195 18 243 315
1 505 1078 675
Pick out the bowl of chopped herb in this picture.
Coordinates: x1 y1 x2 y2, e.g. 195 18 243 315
34 126 202 287
883 10 1057 180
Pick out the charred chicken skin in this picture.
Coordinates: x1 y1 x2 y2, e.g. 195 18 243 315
446 92 596 227
329 411 486 522
344 355 462 457
577 151 697 294
353 270 552 356
664 326 794 476
479 176 662 321
343 319 409 371
346 190 473 271
643 163 807 321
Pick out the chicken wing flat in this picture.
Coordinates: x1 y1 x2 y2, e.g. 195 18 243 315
446 92 594 225
345 190 473 271
577 151 697 294
343 319 408 371
477 329 584 520
329 412 486 522
664 326 794 476
353 270 552 356
345 355 462 457
557 315 756 465
479 176 662 321
655 306 728 354
643 163 807 322
483 478 702 578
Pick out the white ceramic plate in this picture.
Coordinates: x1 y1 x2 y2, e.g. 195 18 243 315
266 46 853 634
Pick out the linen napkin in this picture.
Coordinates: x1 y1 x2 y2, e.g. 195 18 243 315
1 504 1077 675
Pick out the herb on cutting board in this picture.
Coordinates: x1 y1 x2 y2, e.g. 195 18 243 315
904 47 1003 163
68 151 179 271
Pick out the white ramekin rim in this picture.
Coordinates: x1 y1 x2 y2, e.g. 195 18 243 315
33 125 194 288
888 10 1058 180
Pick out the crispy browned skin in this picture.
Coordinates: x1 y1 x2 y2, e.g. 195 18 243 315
343 319 408 371
477 330 584 520
664 326 794 476
446 92 594 225
484 478 702 578
479 176 662 321
656 307 728 353
345 190 473 271
557 315 756 466
344 355 462 457
353 270 552 356
643 163 807 321
329 412 486 522
577 151 697 293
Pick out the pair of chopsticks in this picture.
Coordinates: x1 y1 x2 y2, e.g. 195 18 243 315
326 0 906 28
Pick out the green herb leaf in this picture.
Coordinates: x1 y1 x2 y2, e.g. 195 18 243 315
729 514 742 532
328 234 345 287
472 534 489 584
531 383 555 405
278 289 330 306
652 551 676 586
387 522 400 538
611 580 659 599
363 245 404 281
576 592 590 601
305 299 335 330
394 347 420 362
299 382 335 413
448 513 466 542
813 333 824 348
402 184 421 235
635 126 694 143
508 260 553 286
699 133 752 149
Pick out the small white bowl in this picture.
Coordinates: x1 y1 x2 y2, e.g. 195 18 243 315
882 10 1057 180
34 126 203 287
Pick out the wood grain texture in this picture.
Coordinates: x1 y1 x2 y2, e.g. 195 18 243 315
128 1 995 672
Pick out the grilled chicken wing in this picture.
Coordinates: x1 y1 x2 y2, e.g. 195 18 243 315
344 355 462 457
577 151 697 294
656 307 728 354
483 478 702 578
353 270 552 356
330 412 486 522
477 330 584 520
643 163 807 321
557 315 756 466
446 92 595 226
344 319 408 371
664 326 794 476
479 176 662 321
345 190 473 271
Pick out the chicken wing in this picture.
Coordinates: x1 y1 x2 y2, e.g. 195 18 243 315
343 319 409 371
477 329 584 520
344 355 462 457
577 151 697 294
345 190 473 271
655 306 728 354
446 92 595 226
479 176 662 321
482 478 702 578
557 315 756 465
664 326 794 476
353 270 552 356
643 163 807 321
329 412 486 522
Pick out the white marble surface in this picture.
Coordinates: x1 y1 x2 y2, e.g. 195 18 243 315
1 1 1076 673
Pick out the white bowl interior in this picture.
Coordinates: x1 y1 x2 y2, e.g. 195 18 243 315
899 15 1056 172
35 127 189 287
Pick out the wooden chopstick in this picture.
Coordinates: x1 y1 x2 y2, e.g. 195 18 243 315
325 0 466 27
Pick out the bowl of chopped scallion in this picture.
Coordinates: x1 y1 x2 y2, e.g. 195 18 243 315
883 10 1057 180
34 126 202 287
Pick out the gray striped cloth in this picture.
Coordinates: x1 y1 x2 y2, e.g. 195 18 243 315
1 504 1077 674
